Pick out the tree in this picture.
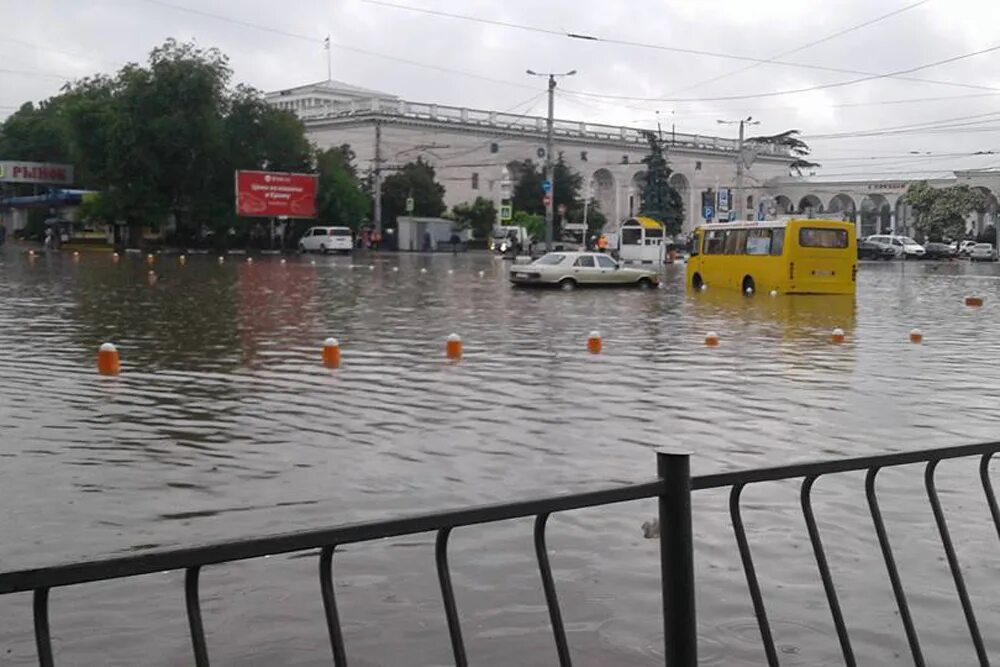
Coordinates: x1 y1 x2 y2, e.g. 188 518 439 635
315 144 368 232
380 158 446 226
746 129 820 176
510 155 583 237
638 131 684 235
451 196 496 239
903 181 986 241
512 210 545 241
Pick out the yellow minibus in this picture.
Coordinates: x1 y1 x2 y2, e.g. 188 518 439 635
686 219 856 295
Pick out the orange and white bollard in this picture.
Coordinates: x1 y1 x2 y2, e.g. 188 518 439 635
831 328 845 344
322 337 341 369
910 328 923 344
446 333 463 360
965 296 984 308
705 331 720 347
587 330 602 354
97 342 121 376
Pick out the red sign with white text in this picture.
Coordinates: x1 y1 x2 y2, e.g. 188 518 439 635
235 170 318 218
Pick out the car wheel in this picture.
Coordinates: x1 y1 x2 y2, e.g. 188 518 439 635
559 278 577 291
742 276 756 296
691 272 703 290
637 277 654 290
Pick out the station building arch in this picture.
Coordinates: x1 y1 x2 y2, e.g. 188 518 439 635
773 194 794 215
797 194 824 216
826 193 857 222
860 194 891 236
628 171 646 218
591 169 616 226
668 172 692 232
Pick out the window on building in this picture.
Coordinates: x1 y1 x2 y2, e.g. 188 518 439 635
490 143 499 153
622 155 629 164
580 151 588 162
471 172 479 190
695 161 702 171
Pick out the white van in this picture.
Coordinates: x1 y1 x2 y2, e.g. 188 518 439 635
299 226 353 254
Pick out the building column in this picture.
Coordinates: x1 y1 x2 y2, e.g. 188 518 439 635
889 210 896 234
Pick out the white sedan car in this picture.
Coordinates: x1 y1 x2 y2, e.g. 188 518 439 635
509 252 660 290
970 243 998 262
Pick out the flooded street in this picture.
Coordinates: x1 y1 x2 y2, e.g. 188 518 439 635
2 248 1000 665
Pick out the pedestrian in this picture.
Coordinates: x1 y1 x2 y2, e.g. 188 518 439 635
0 223 6 247
423 231 433 252
450 232 461 255
372 229 382 251
44 227 53 250
597 234 608 253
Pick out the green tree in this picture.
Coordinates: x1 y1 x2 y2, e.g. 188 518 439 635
745 129 820 176
903 181 985 241
451 196 497 239
315 144 368 232
639 131 684 235
380 157 446 227
511 210 544 241
510 155 582 237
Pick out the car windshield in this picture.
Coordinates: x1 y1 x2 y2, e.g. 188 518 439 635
535 254 566 266
492 230 510 239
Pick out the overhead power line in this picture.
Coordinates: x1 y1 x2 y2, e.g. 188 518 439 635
562 42 1000 103
362 0 997 96
666 0 933 96
0 68 72 81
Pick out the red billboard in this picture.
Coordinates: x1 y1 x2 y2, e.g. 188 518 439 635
235 170 318 218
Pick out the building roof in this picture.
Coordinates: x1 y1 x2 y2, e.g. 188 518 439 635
266 79 397 100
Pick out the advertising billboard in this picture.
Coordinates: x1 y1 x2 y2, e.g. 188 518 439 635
235 170 318 218
0 161 74 185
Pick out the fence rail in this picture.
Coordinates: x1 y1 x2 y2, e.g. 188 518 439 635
4 442 1000 666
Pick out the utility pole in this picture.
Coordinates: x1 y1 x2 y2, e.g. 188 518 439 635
718 116 759 222
527 68 576 251
324 36 332 82
373 119 383 234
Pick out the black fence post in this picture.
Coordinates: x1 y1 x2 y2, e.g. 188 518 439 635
658 452 696 666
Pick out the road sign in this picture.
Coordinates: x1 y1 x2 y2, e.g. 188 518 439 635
703 205 715 220
500 204 512 221
717 188 730 214
542 180 552 194
405 197 414 213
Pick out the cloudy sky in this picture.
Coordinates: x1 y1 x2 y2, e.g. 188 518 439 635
3 0 1000 180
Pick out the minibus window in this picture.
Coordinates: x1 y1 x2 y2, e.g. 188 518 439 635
705 230 725 255
770 229 785 256
724 230 747 255
800 228 848 248
746 229 771 255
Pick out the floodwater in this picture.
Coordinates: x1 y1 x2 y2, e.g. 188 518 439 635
2 248 1000 665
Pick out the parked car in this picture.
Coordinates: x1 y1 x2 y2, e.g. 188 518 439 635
865 234 925 259
970 243 998 262
509 251 660 289
958 240 979 256
299 226 353 254
857 239 895 260
490 226 532 257
922 242 953 260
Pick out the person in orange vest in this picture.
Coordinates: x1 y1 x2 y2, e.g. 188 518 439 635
597 234 608 252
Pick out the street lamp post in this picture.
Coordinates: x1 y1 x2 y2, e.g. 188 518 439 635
718 116 759 222
527 68 576 252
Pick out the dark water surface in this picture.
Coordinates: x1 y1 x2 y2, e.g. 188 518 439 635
2 248 1000 665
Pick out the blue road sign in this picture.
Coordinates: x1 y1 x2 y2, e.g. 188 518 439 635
542 180 552 193
703 205 714 220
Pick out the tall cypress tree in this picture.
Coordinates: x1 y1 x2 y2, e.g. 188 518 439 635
639 131 684 235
